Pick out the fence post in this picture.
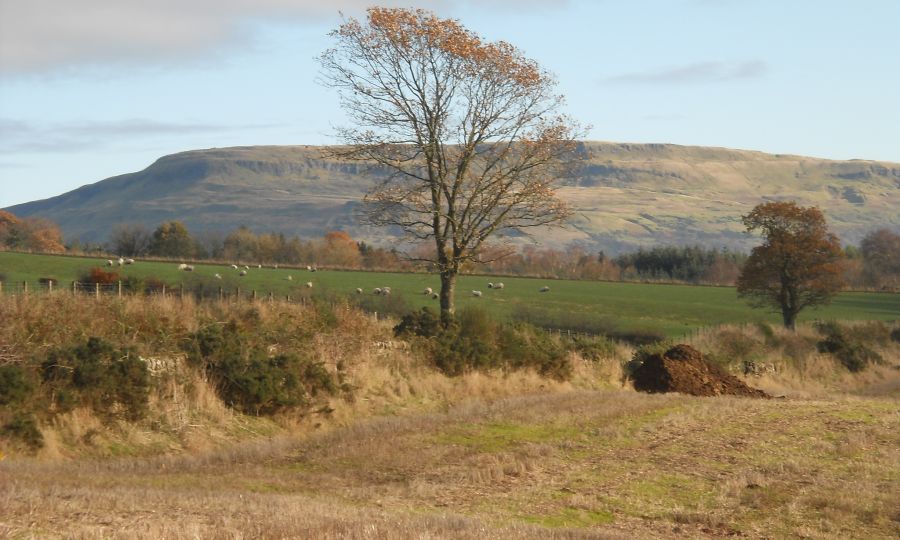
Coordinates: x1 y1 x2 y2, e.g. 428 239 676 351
118 281 122 298
48 280 53 294
23 281 28 296
95 283 100 299
162 284 166 298
218 286 223 301
252 290 257 301
72 281 77 296
236 287 241 301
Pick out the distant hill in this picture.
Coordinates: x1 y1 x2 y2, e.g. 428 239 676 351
7 143 899 253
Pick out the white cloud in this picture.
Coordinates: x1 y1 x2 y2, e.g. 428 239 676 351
0 118 281 154
606 61 767 84
0 1 566 76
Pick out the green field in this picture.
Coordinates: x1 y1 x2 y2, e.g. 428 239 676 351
1 251 897 337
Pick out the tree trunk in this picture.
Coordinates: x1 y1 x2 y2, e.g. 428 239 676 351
782 308 797 330
439 271 456 326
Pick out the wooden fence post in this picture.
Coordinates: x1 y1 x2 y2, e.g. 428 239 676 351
48 280 53 294
218 286 223 301
118 281 122 297
72 281 77 296
161 284 166 298
95 282 100 299
252 290 257 301
23 281 28 296
236 287 241 301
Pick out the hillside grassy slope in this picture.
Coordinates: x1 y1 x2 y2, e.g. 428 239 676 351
7 142 899 251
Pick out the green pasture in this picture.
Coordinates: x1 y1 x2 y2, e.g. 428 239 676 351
1 251 897 337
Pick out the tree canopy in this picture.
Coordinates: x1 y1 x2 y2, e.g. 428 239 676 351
320 7 579 322
736 201 845 329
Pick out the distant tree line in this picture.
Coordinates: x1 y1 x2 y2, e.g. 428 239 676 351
1 210 897 289
0 210 65 253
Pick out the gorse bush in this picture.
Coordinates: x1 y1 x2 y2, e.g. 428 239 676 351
815 321 883 372
0 364 34 406
396 306 571 379
186 321 336 415
40 337 150 421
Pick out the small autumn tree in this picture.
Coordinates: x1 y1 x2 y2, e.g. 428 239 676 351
737 201 845 329
320 8 578 323
148 221 195 259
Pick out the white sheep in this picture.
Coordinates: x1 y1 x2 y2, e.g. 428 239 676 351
356 287 363 294
106 260 114 267
244 265 250 270
423 287 433 295
286 275 293 281
117 257 125 266
230 264 239 269
306 265 312 271
178 263 188 270
184 265 194 272
487 282 494 289
539 286 550 292
214 273 222 279
273 264 279 269
257 264 262 269
373 287 383 295
493 282 504 290
239 270 248 276
472 290 482 297
431 292 439 300
305 281 313 288
125 258 135 265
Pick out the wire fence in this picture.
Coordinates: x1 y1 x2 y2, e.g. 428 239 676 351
0 280 319 304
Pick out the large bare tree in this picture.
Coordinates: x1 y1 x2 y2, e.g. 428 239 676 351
320 7 579 322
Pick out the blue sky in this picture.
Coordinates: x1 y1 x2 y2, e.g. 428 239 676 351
1 0 898 208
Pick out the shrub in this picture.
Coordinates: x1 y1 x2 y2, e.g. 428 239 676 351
2 413 43 450
40 337 150 421
80 267 120 285
394 307 441 338
567 334 618 363
815 321 883 372
0 364 34 406
409 307 571 379
185 321 336 415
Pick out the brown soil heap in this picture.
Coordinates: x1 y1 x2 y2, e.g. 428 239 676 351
632 344 769 398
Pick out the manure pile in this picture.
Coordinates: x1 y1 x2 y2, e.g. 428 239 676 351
633 344 769 398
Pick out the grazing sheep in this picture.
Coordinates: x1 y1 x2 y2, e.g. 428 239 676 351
117 257 125 266
273 264 279 269
305 282 313 288
431 292 439 300
257 264 262 269
239 270 248 276
539 286 550 292
286 275 293 281
310 267 317 273
493 282 504 290
178 263 188 270
214 273 222 279
230 264 239 269
184 265 194 272
125 258 135 265
487 282 494 289
423 287 433 295
106 260 114 267
244 265 250 270
472 290 482 297
306 265 312 271
373 287 383 295
355 287 363 294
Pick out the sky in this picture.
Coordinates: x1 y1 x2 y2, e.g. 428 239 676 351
1 0 898 208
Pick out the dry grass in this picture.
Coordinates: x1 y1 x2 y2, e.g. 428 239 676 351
2 389 898 539
2 295 899 538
